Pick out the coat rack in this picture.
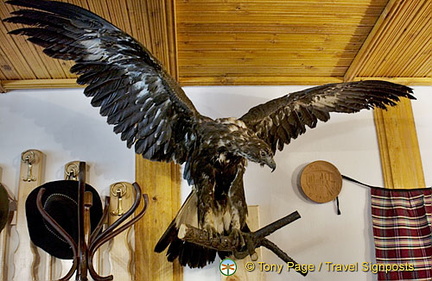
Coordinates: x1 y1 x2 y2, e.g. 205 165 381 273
35 162 148 281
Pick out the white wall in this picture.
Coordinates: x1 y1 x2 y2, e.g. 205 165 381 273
0 89 135 194
411 87 432 185
0 85 430 281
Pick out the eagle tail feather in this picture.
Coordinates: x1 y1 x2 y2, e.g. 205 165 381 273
154 190 219 268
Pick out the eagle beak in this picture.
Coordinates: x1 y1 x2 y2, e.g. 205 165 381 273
267 158 276 172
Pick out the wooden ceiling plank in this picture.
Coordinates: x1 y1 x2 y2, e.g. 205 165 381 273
72 0 90 9
179 57 354 68
0 45 21 80
176 0 388 13
0 39 35 79
86 0 113 23
414 57 432 78
176 1 382 10
178 66 349 77
0 3 36 79
373 2 429 77
179 33 367 45
109 0 134 35
377 26 428 77
3 3 57 79
1 2 75 80
393 44 427 77
177 22 375 35
179 75 344 86
178 34 367 48
363 0 426 77
145 0 170 65
346 0 430 80
177 13 380 25
126 0 153 47
0 69 8 80
416 47 432 75
179 50 359 59
385 22 429 77
408 24 431 77
128 0 172 66
184 54 351 63
178 41 364 51
178 0 387 3
180 32 367 41
127 0 178 74
344 0 405 81
165 0 179 79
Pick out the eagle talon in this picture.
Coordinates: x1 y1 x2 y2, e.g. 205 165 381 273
228 228 246 248
230 230 258 260
203 225 218 239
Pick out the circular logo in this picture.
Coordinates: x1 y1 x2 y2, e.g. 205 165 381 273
220 258 237 276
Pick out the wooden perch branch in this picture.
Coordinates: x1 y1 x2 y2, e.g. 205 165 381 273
178 211 307 276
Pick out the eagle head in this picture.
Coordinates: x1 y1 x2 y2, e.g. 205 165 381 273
212 118 276 171
236 138 276 171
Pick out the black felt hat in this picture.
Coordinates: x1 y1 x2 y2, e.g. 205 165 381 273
25 180 103 259
0 183 10 233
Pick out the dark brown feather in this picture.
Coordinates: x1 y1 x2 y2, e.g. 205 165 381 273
241 80 414 153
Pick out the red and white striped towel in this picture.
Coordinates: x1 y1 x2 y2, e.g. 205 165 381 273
371 188 432 281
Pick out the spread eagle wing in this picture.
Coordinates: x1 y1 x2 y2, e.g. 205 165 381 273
240 80 415 153
4 0 199 163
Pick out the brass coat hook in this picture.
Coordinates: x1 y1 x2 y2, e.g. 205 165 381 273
21 150 37 182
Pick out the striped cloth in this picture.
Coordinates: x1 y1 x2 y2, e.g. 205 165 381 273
371 188 432 281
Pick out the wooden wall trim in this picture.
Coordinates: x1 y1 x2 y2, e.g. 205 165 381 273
374 99 425 189
2 76 430 92
1 79 83 90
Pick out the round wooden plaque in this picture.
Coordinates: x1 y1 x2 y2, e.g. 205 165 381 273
300 160 342 203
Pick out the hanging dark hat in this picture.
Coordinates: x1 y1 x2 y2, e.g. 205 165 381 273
25 180 103 259
0 183 10 233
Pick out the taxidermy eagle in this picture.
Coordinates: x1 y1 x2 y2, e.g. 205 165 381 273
5 0 415 268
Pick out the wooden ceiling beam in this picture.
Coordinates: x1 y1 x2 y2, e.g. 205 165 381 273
0 81 6 93
1 79 82 90
1 76 430 92
179 76 432 86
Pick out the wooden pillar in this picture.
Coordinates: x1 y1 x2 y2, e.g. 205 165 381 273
131 0 183 280
374 99 425 189
135 160 182 281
